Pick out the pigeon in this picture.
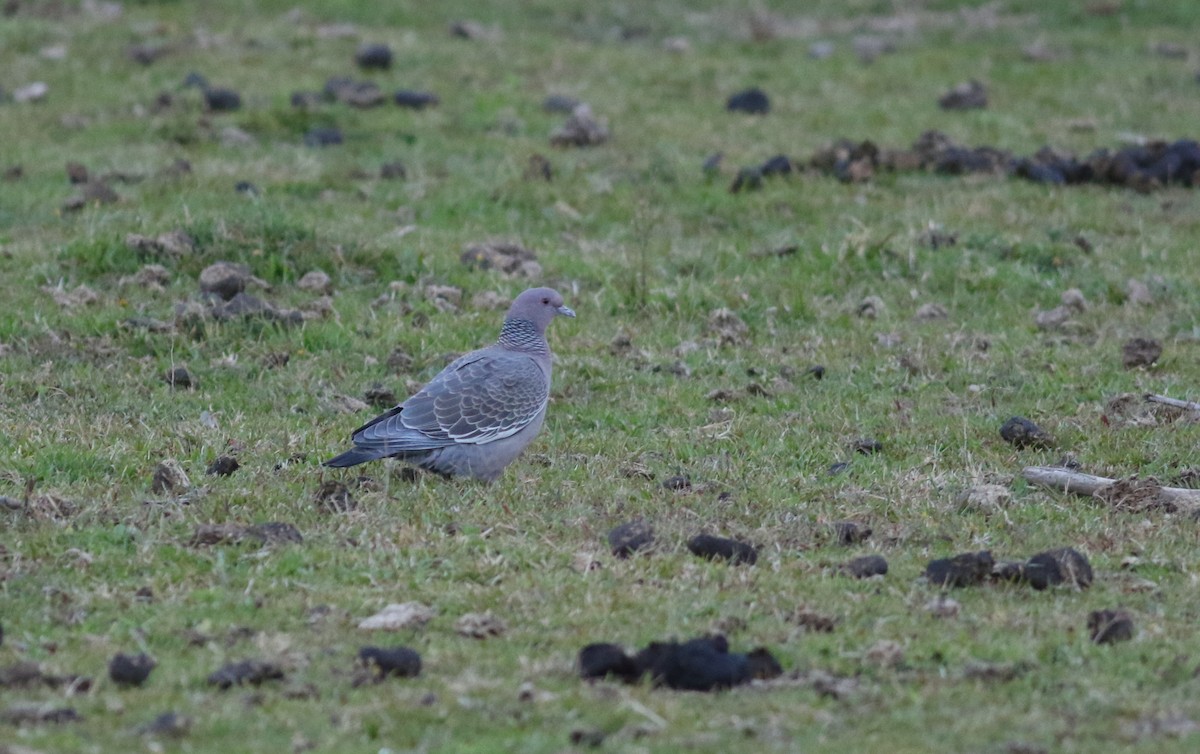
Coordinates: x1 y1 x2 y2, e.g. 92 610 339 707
324 287 575 481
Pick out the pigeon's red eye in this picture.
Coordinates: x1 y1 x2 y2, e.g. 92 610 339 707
542 298 550 304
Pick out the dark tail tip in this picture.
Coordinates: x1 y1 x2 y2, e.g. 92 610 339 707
323 448 378 468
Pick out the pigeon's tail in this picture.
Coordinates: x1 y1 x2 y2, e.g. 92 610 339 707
323 447 383 468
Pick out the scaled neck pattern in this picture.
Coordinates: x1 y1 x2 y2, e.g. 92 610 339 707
498 318 548 354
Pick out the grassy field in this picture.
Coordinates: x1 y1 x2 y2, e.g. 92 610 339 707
3 1 1200 752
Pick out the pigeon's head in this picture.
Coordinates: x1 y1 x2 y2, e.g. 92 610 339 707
508 287 575 332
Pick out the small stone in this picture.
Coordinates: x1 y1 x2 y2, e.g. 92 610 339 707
1034 305 1074 330
608 520 655 558
151 459 190 494
687 535 757 565
108 653 155 687
1060 288 1088 312
726 87 770 114
857 295 884 318
841 554 888 578
297 270 332 294
925 551 994 587
806 365 826 380
999 416 1052 449
1088 609 1134 644
206 455 239 476
955 484 1012 514
13 81 49 103
163 365 193 389
663 36 690 54
393 90 439 109
809 40 836 59
1121 337 1162 369
915 302 949 321
853 35 895 63
207 660 284 689
924 594 961 618
357 602 435 631
358 646 421 678
235 181 259 195
1125 278 1154 306
355 43 393 69
456 612 506 639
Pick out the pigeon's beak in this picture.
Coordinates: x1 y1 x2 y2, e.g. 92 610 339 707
556 305 576 318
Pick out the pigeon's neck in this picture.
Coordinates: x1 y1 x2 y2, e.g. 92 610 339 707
498 318 548 354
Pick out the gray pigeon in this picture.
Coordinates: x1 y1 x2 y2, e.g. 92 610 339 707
324 287 575 481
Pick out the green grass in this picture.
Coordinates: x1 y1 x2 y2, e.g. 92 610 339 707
3 1 1200 752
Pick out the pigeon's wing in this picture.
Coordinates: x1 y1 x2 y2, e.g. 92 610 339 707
350 350 548 453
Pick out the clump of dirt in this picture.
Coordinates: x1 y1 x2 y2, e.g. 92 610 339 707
841 554 887 578
108 653 155 687
455 612 506 638
829 521 872 545
206 455 239 476
1088 609 1134 644
939 79 987 110
1095 476 1181 513
550 104 609 147
608 520 655 558
578 634 781 691
687 534 757 565
726 87 770 114
188 522 303 547
460 240 542 278
357 646 421 682
357 602 435 631
925 550 994 587
394 90 439 109
705 307 749 346
1121 337 1162 368
314 480 356 513
355 43 393 70
207 660 284 689
789 606 837 633
798 131 1200 190
999 416 1053 449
